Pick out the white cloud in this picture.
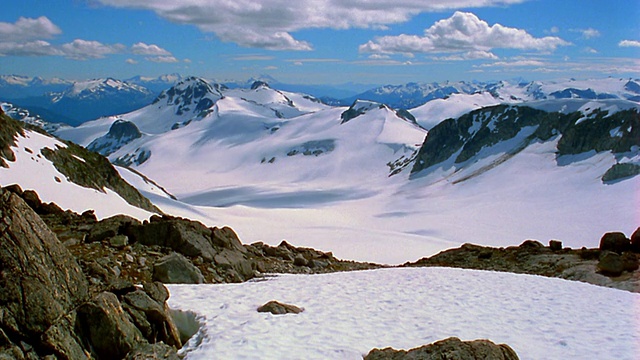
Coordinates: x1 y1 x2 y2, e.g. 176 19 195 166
619 40 640 48
145 55 179 63
61 39 125 60
572 28 600 39
546 26 559 34
583 47 598 54
0 38 124 60
434 50 499 61
479 59 546 67
126 58 139 64
233 55 275 61
0 40 62 57
359 12 570 56
184 58 192 63
131 42 172 56
95 0 528 50
0 16 61 42
264 66 278 70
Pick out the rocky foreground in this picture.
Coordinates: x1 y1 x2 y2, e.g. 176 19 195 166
2 183 637 359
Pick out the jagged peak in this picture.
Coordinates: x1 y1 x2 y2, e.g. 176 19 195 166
250 80 270 90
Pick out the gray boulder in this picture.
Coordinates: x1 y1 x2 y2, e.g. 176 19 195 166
214 249 254 282
598 251 624 277
364 337 519 360
122 289 181 348
153 252 205 284
77 292 145 360
0 189 88 339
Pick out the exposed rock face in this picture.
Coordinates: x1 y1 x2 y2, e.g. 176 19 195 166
125 216 217 262
0 187 183 359
87 119 142 156
257 301 304 315
0 188 88 342
410 105 639 183
77 292 145 359
364 337 519 360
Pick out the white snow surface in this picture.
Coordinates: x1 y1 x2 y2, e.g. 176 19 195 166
167 267 640 360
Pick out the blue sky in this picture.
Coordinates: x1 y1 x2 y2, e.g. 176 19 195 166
1 0 639 85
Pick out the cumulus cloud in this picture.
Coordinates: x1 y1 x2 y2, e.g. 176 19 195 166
572 28 600 39
0 16 61 42
0 40 62 57
95 0 528 50
126 58 139 64
145 55 179 63
619 40 640 48
359 12 570 57
131 42 172 56
61 39 125 60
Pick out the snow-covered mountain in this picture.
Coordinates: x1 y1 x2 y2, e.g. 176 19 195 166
6 78 156 126
0 110 159 219
51 77 638 264
411 101 640 184
349 77 640 111
126 73 183 93
0 75 72 99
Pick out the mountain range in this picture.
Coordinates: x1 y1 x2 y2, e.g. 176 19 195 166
6 75 622 263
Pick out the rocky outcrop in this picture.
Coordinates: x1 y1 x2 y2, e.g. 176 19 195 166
407 235 640 293
0 188 89 359
364 337 519 360
0 187 182 359
87 119 142 156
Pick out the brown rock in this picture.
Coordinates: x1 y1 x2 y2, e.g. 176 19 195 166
364 337 519 360
549 240 563 251
599 232 630 254
257 301 304 315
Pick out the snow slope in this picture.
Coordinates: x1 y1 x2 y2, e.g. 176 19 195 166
167 267 640 360
0 129 154 220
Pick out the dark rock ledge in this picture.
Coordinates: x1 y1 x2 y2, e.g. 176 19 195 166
405 235 640 293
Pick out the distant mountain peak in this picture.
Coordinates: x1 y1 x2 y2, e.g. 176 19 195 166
250 81 271 90
151 76 224 118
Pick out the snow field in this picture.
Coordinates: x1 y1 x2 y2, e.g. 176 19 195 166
167 267 640 360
